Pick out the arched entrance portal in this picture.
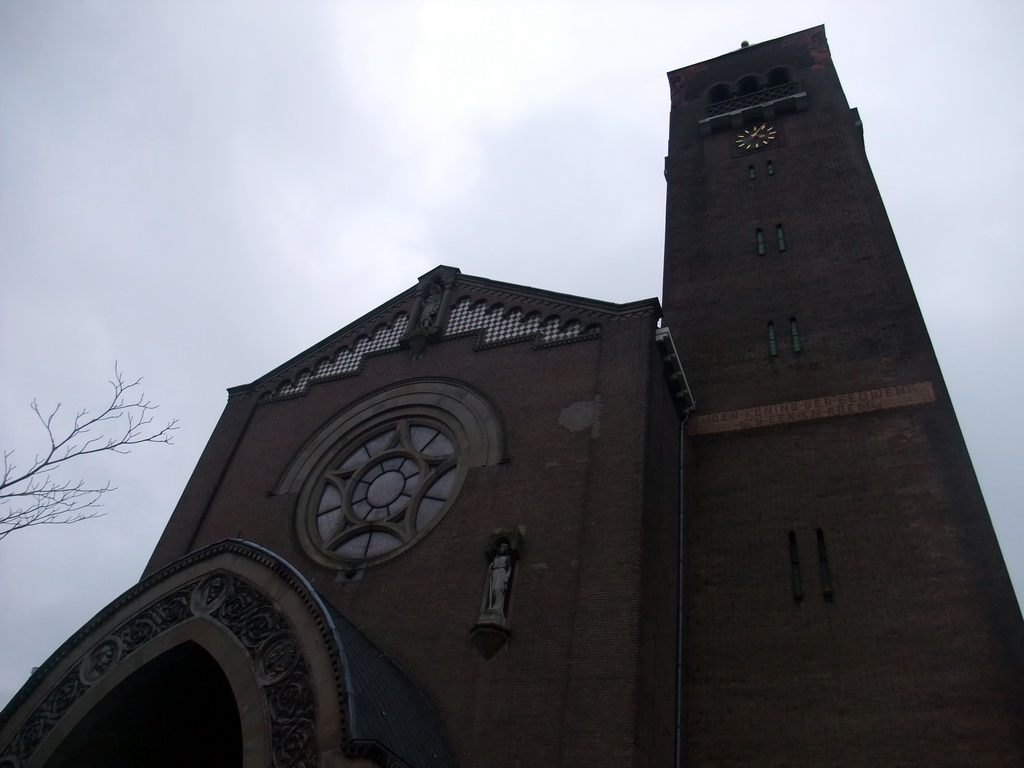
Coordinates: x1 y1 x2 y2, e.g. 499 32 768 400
0 539 456 768
44 642 241 768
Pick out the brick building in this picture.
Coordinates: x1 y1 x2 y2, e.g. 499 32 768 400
2 25 1022 768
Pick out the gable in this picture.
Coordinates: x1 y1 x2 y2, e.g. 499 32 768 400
231 265 659 405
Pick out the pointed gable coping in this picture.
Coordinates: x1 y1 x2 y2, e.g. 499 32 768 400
234 271 660 405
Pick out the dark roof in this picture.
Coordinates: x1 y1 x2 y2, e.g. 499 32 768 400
323 601 457 768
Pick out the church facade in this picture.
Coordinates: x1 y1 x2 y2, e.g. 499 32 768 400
2 26 1022 768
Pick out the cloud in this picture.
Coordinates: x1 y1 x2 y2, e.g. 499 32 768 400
2 0 1023 707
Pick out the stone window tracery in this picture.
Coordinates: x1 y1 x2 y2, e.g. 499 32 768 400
305 418 463 567
283 379 505 571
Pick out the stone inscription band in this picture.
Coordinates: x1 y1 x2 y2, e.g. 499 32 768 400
688 382 936 436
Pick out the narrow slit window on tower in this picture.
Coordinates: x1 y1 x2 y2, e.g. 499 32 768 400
816 528 834 601
756 228 765 256
789 531 803 602
776 224 786 252
790 317 802 353
749 165 756 180
767 321 777 356
767 160 774 176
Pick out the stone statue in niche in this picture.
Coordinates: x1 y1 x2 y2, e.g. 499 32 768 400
471 528 523 659
419 280 443 329
401 267 459 359
486 542 512 616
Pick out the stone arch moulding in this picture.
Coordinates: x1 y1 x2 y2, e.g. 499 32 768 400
0 539 451 768
274 377 507 497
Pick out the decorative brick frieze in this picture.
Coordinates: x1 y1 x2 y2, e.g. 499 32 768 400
250 274 631 404
444 297 600 350
688 382 936 436
259 314 410 403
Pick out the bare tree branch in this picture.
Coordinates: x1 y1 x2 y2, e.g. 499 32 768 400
0 365 178 541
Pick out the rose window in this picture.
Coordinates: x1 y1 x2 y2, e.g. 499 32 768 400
305 419 462 567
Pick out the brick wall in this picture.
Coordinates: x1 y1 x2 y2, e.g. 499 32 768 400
146 292 680 767
664 27 1024 766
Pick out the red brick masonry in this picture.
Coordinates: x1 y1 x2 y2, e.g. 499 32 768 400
688 381 936 436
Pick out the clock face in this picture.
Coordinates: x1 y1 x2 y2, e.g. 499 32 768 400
736 123 777 150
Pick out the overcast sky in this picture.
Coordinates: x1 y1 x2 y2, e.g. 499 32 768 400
2 1 1022 706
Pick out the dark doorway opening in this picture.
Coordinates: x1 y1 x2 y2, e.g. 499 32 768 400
46 641 243 768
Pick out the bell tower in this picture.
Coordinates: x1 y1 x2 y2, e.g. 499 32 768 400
663 26 1024 765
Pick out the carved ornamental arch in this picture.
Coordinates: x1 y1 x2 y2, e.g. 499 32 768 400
0 540 434 768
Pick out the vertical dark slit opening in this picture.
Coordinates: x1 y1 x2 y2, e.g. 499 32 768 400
817 528 833 601
789 531 803 602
